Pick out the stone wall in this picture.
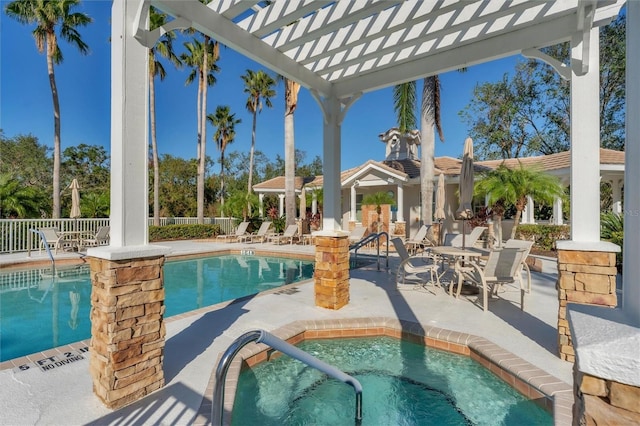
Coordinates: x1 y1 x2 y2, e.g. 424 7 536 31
314 235 349 309
88 256 166 409
556 250 618 361
574 368 640 425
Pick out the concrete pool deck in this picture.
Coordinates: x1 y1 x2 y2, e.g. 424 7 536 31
0 240 573 425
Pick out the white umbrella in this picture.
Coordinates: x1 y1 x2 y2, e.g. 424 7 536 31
456 138 475 248
434 173 446 246
69 179 81 219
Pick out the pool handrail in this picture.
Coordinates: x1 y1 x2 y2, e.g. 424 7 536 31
27 229 56 275
350 231 389 271
213 329 363 424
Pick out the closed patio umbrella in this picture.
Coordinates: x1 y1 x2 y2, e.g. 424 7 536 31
69 179 81 219
434 173 446 245
299 186 306 219
456 138 474 248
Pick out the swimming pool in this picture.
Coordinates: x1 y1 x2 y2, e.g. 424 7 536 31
0 254 314 362
232 336 552 425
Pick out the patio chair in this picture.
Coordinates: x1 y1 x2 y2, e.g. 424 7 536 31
80 226 110 249
391 237 440 290
217 221 250 242
453 246 527 312
503 238 534 294
38 227 75 254
405 225 435 255
268 224 299 245
444 226 487 248
240 221 273 243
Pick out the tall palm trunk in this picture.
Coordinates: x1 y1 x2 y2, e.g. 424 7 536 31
196 66 204 222
149 54 160 226
284 79 300 226
420 77 437 226
219 150 225 212
247 109 257 217
197 35 210 224
47 33 62 218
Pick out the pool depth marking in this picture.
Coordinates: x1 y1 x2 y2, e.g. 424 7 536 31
13 346 89 373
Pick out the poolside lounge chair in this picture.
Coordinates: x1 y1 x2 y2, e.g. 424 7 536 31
240 221 273 243
503 238 534 294
391 237 440 290
348 226 368 247
405 225 435 255
268 224 299 245
38 227 75 254
218 221 250 242
80 226 110 249
453 246 527 312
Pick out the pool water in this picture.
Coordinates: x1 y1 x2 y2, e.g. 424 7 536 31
232 336 552 426
0 255 314 362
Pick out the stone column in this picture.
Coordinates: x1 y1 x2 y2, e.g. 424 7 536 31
89 255 166 409
278 194 285 217
556 241 620 361
314 234 349 310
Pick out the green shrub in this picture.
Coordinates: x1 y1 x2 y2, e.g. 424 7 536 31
601 212 623 271
515 224 570 251
149 224 221 242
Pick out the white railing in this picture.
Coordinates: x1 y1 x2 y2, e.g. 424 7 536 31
0 217 237 254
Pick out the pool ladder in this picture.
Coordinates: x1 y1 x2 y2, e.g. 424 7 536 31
213 329 363 424
350 231 389 271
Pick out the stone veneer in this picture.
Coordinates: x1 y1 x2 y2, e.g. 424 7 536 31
556 249 618 361
199 317 572 426
88 255 166 409
574 368 640 424
314 235 350 309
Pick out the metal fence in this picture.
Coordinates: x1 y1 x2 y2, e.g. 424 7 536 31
0 217 237 254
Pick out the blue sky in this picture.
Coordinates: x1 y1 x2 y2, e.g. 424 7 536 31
1 1 520 171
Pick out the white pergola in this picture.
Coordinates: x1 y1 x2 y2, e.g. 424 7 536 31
97 0 637 326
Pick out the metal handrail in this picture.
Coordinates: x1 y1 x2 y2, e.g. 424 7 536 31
213 330 363 425
27 229 55 275
350 231 389 271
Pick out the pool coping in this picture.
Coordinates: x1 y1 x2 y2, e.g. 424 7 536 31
195 317 573 426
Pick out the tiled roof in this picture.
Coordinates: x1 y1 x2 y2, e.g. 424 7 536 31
476 148 624 171
254 149 624 192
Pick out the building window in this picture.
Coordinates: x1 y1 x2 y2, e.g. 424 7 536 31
356 194 363 222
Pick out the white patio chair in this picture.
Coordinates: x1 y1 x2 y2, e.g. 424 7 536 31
453 246 527 312
405 225 435 255
503 238 535 294
241 221 273 243
268 224 299 245
348 226 368 246
80 226 110 248
38 227 75 254
217 221 250 242
391 237 440 291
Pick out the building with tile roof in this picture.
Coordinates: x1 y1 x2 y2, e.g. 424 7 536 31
254 132 625 239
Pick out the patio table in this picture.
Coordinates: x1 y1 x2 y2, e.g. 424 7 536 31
428 246 488 295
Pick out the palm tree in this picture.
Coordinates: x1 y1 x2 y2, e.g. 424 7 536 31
5 0 91 219
284 78 301 226
149 7 182 226
362 191 396 234
207 106 241 213
0 173 42 218
393 77 444 226
241 69 276 216
475 164 565 239
182 36 220 223
420 76 444 227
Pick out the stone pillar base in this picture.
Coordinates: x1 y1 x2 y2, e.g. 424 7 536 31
314 235 349 309
88 255 166 409
574 367 640 424
556 247 618 361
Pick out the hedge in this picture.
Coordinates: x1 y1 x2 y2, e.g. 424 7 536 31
149 224 222 242
515 224 570 251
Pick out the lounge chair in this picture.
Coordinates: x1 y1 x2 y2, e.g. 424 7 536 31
268 224 299 245
503 238 535 294
453 246 527 312
80 226 110 249
38 227 75 254
391 237 440 290
240 221 273 243
404 225 435 255
217 221 250 242
348 226 368 247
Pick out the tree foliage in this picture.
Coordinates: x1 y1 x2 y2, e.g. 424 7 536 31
460 15 625 159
